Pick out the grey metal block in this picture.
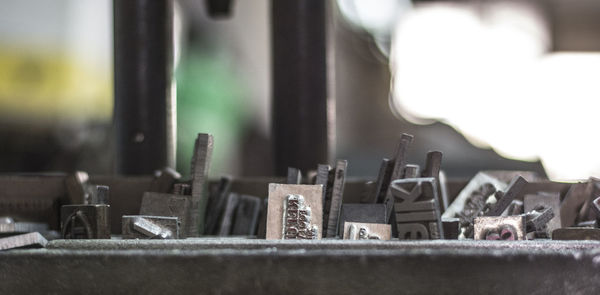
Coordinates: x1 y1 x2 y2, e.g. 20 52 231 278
122 216 179 239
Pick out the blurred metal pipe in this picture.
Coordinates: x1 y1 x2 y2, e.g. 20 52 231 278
113 0 175 175
271 0 330 176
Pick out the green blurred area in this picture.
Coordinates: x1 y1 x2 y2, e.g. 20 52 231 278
176 46 248 178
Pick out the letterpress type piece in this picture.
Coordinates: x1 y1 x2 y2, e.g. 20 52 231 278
474 215 526 240
190 133 214 236
204 176 232 235
484 176 527 217
218 193 240 236
343 222 391 240
560 182 588 227
90 185 110 205
325 160 348 238
390 177 444 239
372 158 394 204
231 195 262 236
421 151 448 211
315 164 332 207
0 232 47 250
60 204 111 239
552 228 600 240
140 192 192 237
266 184 323 240
383 133 414 220
524 192 561 234
122 215 179 239
337 203 386 236
442 218 460 239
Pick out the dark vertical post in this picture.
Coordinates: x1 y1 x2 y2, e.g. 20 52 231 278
114 0 175 175
271 0 330 176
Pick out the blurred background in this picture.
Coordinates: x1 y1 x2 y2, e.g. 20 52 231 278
1 0 598 180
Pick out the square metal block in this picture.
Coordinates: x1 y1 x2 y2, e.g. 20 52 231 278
474 216 526 240
60 205 110 239
266 184 323 240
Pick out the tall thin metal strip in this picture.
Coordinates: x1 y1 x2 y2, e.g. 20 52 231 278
326 160 348 237
421 151 447 211
113 0 175 174
271 0 329 176
190 133 214 236
315 164 332 208
383 134 414 220
373 158 393 204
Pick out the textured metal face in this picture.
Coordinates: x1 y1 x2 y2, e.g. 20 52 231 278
474 216 526 240
282 195 318 239
266 184 323 240
343 222 391 240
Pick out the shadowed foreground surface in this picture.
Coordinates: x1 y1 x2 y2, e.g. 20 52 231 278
1 239 600 294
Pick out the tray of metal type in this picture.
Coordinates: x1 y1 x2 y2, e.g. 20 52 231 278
0 239 599 294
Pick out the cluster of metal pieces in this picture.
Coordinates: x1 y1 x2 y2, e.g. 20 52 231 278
263 132 600 242
3 132 600 250
57 133 265 241
444 171 600 241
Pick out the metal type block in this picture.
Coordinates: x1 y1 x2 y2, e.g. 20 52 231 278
525 207 555 234
372 158 393 204
315 164 332 207
575 177 600 223
231 195 262 236
190 133 214 236
325 160 348 237
287 167 302 184
139 192 192 237
337 204 386 236
560 182 589 227
0 232 47 250
484 176 527 216
256 198 268 239
552 228 600 240
474 215 526 240
438 171 450 213
343 222 391 240
383 133 414 220
218 193 240 236
421 151 448 211
90 185 110 205
204 176 232 235
390 178 443 239
443 172 509 238
150 167 181 193
266 184 323 240
524 192 561 235
442 218 460 239
60 205 110 239
122 215 179 239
